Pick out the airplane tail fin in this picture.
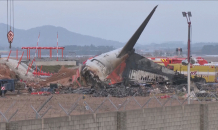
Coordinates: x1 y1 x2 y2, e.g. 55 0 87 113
117 5 158 58
161 58 169 67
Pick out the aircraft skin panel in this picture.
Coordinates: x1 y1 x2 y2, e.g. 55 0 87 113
84 48 128 82
106 60 126 85
129 70 168 83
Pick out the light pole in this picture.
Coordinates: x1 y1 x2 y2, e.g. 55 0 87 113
182 12 192 104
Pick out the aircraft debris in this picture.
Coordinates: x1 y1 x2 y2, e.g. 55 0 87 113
81 5 160 87
80 5 201 88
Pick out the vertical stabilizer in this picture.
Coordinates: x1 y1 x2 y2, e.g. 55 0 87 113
117 5 158 58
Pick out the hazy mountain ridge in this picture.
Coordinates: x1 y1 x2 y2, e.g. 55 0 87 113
0 23 125 48
1 23 218 55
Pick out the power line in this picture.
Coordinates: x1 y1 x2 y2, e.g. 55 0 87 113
7 0 8 33
10 0 11 30
12 0 14 32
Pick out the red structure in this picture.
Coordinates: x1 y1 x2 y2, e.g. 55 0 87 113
16 51 24 69
32 65 54 76
6 50 12 61
16 49 18 60
5 50 23 61
33 71 54 76
21 47 65 60
25 58 35 76
72 69 81 87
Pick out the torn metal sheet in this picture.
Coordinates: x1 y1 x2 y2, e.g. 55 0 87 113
128 70 168 83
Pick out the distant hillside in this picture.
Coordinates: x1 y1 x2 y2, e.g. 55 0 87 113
0 23 124 48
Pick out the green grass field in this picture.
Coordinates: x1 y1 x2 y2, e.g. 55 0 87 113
32 65 75 73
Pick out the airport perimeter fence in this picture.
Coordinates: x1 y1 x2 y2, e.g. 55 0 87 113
0 83 217 123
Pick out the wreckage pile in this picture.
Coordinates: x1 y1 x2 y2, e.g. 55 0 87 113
71 86 148 97
70 79 218 98
92 86 149 97
92 85 177 97
70 83 178 97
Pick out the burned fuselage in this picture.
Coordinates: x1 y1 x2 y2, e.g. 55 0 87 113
80 5 206 88
81 5 170 87
81 50 177 87
81 48 129 86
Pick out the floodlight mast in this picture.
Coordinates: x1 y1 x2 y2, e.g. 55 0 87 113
182 11 192 104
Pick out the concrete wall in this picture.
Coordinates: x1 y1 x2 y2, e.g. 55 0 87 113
123 104 200 130
6 112 117 130
35 61 76 66
205 103 218 130
3 103 218 130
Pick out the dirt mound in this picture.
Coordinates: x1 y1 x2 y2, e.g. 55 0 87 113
40 66 77 86
0 64 16 79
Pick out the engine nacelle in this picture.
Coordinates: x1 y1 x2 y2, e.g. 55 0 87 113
181 58 196 65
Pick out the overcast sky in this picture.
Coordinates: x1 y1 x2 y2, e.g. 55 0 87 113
0 1 218 44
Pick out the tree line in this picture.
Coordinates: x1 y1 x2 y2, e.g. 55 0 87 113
201 45 218 55
64 45 115 55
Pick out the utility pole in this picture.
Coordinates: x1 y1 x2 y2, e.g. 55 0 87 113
182 12 192 104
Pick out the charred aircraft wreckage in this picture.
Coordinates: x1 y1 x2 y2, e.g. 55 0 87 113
81 5 204 89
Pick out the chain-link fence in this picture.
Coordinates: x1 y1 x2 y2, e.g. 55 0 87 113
0 83 217 122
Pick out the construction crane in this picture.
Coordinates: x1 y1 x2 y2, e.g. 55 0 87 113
7 0 15 49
